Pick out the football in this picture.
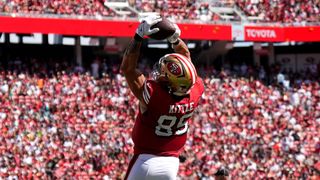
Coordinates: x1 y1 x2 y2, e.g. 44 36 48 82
149 18 176 40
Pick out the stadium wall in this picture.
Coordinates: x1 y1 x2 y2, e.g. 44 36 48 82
1 16 320 42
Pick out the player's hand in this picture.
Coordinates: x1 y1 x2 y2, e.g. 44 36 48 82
136 15 162 38
167 23 181 44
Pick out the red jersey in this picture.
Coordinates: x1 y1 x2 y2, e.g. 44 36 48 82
132 77 204 157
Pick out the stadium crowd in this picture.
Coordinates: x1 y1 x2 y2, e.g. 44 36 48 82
0 0 115 16
236 0 320 23
134 0 219 22
0 59 319 179
1 0 319 23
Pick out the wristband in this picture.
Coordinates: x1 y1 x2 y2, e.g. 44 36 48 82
171 39 180 49
134 33 143 42
172 38 180 45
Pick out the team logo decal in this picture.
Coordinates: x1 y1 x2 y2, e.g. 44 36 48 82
167 62 182 76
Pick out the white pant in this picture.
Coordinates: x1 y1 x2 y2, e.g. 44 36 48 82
127 154 180 180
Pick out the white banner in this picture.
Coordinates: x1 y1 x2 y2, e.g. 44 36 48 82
232 24 244 41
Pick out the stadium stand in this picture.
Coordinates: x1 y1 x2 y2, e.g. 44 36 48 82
0 59 319 179
0 0 116 16
235 0 320 23
0 0 319 22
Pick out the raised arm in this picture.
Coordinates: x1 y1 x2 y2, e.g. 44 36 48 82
167 24 191 60
171 38 191 60
120 38 144 102
120 15 162 104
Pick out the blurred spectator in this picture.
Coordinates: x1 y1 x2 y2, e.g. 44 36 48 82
277 71 285 85
91 59 100 78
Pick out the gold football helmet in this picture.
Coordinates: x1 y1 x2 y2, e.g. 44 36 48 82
151 53 197 96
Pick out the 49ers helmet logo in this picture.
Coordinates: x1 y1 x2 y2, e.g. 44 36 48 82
166 62 182 76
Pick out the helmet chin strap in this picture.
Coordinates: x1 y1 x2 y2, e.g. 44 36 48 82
170 86 186 96
172 85 191 96
172 91 187 96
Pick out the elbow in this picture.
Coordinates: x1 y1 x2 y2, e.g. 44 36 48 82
120 63 126 72
120 64 129 75
120 56 128 73
120 61 133 75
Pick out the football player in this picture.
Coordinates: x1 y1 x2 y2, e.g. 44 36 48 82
121 15 204 180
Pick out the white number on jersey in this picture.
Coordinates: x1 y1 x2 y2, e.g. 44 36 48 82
155 112 193 136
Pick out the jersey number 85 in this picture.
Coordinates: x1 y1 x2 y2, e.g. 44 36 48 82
155 112 193 136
